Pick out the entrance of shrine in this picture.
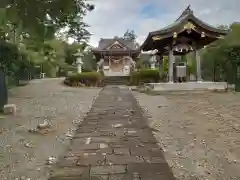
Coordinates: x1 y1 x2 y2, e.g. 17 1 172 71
110 57 124 72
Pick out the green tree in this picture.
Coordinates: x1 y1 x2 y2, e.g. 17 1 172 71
1 0 94 40
200 23 240 82
123 29 137 42
82 50 97 71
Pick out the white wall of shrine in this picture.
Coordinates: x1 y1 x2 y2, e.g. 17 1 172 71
102 56 134 76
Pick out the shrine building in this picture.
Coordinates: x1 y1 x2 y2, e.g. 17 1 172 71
141 5 228 83
91 5 229 90
91 37 140 76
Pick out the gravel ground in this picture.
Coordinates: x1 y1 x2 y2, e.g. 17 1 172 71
0 78 101 180
133 91 240 180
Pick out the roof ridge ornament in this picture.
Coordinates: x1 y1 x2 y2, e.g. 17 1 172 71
177 5 194 21
184 5 193 15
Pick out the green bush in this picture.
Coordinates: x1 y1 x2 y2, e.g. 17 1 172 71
129 69 160 85
64 71 104 87
82 68 92 72
129 71 140 85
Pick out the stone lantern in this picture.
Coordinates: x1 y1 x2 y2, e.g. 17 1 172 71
150 49 158 69
74 50 84 73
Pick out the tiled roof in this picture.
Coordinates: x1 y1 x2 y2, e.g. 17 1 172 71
149 5 228 36
97 37 137 50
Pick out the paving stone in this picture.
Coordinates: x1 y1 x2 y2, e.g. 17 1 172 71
97 129 118 136
113 148 130 156
143 156 167 164
85 116 99 121
81 121 99 127
56 156 78 167
108 174 132 180
75 127 96 133
71 143 100 151
139 134 158 143
119 136 142 144
125 129 139 137
111 129 126 137
96 147 114 155
90 136 117 144
106 155 144 165
90 175 109 180
50 167 89 179
49 177 89 180
73 132 102 138
48 87 176 180
76 155 105 166
69 149 99 156
129 147 150 156
135 142 159 149
70 138 86 145
90 165 126 175
71 147 113 156
109 140 142 149
130 146 164 157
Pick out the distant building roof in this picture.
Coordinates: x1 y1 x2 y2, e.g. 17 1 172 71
97 37 138 50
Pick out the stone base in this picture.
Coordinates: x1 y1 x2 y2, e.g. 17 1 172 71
145 82 228 92
3 104 17 114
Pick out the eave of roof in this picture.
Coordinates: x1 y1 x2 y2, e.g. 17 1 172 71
91 48 141 54
140 6 228 51
97 38 136 50
149 13 228 36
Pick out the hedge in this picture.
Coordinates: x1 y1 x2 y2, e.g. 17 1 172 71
64 72 104 87
129 69 160 85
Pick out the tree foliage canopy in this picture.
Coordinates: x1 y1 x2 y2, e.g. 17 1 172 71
0 0 96 82
1 0 94 40
123 29 137 42
186 22 240 82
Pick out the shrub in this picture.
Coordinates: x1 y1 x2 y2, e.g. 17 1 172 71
99 70 104 77
82 68 92 72
129 71 140 86
64 71 104 87
129 69 160 85
139 69 160 82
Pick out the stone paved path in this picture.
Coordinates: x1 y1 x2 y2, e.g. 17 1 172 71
49 86 176 180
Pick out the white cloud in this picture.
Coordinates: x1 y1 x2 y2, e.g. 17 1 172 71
84 0 240 47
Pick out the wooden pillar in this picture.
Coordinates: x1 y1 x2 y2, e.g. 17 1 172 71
150 55 156 69
108 56 111 72
160 56 165 81
195 50 202 82
168 49 174 83
0 71 8 111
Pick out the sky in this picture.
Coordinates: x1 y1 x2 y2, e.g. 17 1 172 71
84 0 240 47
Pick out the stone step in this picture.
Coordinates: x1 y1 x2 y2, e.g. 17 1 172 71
104 76 129 85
